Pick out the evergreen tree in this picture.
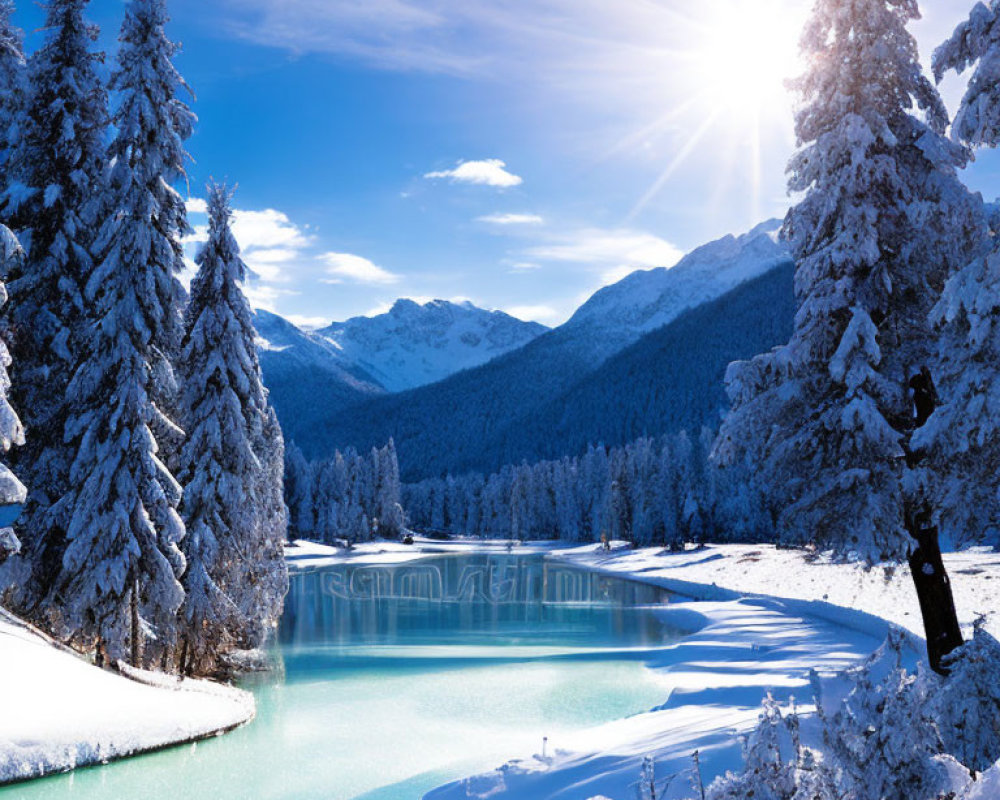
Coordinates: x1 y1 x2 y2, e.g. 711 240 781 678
240 404 288 649
0 225 25 562
916 4 1000 547
177 184 281 673
925 621 1000 773
819 630 957 800
1 0 109 617
53 0 193 666
714 0 983 563
0 0 25 193
284 441 314 536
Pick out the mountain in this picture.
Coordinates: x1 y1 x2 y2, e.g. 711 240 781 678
254 310 386 450
254 300 548 448
316 299 549 392
555 218 788 361
295 222 795 479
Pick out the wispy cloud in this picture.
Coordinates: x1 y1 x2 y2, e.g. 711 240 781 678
185 200 314 284
478 212 543 225
525 227 683 285
505 304 560 325
243 284 299 313
425 159 523 188
506 260 542 273
285 314 332 330
185 197 208 215
321 252 401 285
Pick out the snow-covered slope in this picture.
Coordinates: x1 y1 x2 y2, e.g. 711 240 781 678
316 299 549 393
0 609 254 784
560 219 790 361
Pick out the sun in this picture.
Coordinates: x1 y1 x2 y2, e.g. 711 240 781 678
694 0 804 117
624 0 806 222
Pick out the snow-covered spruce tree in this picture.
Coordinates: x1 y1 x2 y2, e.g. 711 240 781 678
0 0 110 618
0 225 26 562
52 0 193 667
0 1 24 193
284 441 315 536
924 619 1000 773
241 405 288 649
915 4 1000 548
713 0 981 672
819 629 962 800
177 185 288 672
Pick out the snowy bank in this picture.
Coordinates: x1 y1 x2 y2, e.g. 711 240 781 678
0 610 254 784
426 597 881 799
284 535 569 572
550 543 1000 643
427 543 1000 799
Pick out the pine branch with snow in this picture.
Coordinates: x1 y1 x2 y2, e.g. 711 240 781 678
0 0 24 195
0 224 26 561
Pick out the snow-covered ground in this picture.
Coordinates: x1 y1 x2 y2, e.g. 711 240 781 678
551 542 1000 642
0 609 254 784
425 542 1000 800
284 536 569 571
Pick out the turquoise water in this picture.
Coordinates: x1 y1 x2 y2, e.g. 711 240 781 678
6 554 680 800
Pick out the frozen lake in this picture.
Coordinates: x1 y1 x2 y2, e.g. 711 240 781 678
5 553 684 800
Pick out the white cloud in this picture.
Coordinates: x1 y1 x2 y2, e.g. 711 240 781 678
478 212 543 225
506 260 542 273
425 159 523 188
184 206 314 285
244 284 299 312
232 209 312 252
505 304 561 325
321 252 401 285
526 228 683 285
285 314 332 330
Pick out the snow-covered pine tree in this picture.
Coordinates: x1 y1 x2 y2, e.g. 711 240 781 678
707 698 788 800
0 1 25 194
374 440 404 538
714 0 983 565
53 0 193 666
242 405 288 648
0 225 25 562
284 441 315 537
916 4 1000 548
820 629 957 800
178 184 288 672
0 0 109 618
924 620 1000 773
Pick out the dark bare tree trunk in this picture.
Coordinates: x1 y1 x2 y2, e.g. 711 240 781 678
905 367 963 675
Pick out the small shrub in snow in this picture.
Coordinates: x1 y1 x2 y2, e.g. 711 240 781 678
705 695 835 800
925 620 1000 774
819 630 956 800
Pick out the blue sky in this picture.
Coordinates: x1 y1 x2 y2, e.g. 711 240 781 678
13 0 1000 327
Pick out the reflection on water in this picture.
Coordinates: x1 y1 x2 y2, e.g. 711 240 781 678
282 555 672 654
4 553 678 800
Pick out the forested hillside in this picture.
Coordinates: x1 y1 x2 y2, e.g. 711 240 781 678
312 262 794 481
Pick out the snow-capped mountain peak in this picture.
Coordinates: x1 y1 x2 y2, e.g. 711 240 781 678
318 298 548 392
562 218 790 360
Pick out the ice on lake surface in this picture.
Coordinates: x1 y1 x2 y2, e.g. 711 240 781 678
6 553 683 800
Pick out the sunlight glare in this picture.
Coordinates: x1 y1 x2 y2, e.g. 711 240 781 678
694 1 803 117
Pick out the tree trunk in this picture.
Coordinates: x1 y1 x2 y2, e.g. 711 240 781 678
904 502 963 674
130 576 140 668
905 367 963 676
